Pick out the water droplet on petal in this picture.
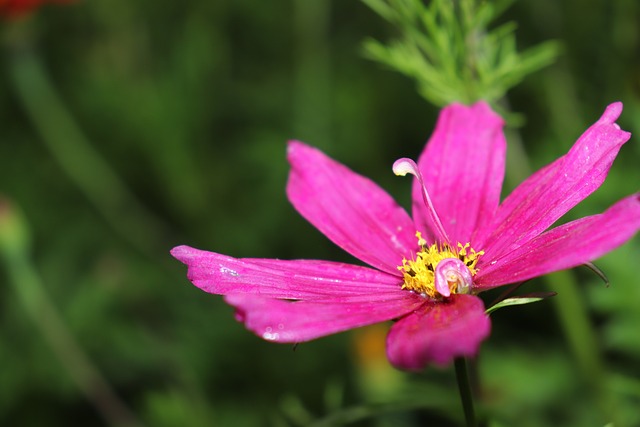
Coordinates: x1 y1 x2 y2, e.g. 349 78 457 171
219 266 239 276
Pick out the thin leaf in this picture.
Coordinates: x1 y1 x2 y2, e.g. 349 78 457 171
582 262 610 288
486 292 557 315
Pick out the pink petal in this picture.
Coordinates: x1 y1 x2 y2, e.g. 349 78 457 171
476 193 640 288
386 294 490 370
286 141 417 275
224 292 425 343
171 245 402 299
413 102 506 245
476 102 631 260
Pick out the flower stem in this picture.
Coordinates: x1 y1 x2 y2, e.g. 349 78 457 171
454 357 477 427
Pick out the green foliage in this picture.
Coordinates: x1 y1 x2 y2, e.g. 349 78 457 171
362 0 560 106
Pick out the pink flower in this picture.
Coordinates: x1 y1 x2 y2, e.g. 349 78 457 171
171 102 640 371
0 0 75 19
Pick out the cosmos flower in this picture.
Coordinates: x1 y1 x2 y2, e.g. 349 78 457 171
0 0 74 19
171 102 640 371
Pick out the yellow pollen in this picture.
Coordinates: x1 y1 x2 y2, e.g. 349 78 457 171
397 232 484 299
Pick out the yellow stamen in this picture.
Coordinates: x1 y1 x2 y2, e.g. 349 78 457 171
398 232 484 299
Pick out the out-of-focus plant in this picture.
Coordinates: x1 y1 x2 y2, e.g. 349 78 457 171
362 0 559 107
0 198 144 427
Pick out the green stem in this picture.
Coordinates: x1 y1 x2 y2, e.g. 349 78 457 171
292 0 332 143
0 201 145 427
454 357 477 427
545 271 617 422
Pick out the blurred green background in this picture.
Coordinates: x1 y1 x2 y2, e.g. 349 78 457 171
0 0 639 426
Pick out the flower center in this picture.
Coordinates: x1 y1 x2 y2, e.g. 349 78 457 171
398 232 484 299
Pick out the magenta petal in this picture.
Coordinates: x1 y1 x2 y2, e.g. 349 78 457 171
225 292 425 343
414 102 506 245
476 103 631 260
476 193 640 287
386 294 490 370
287 141 416 275
171 245 402 299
